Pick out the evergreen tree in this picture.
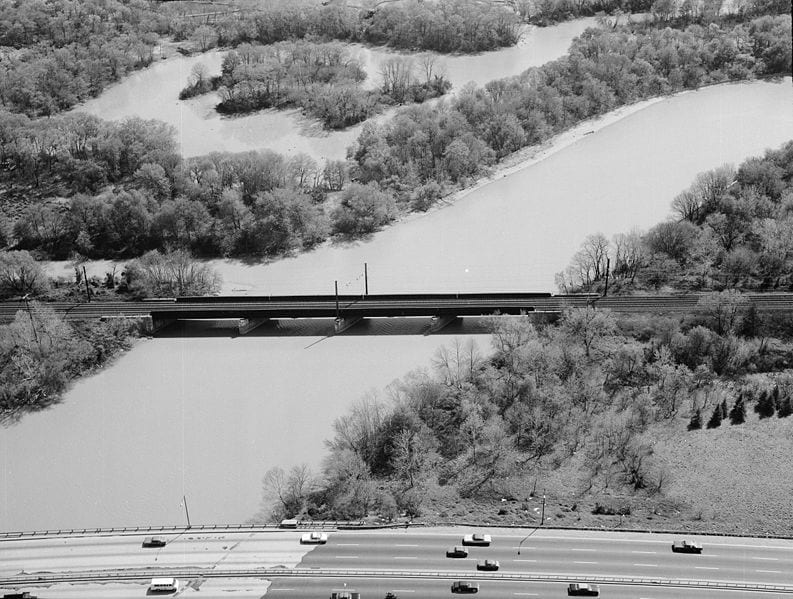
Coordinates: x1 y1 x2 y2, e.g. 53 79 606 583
753 390 767 414
707 405 723 429
688 408 702 431
777 396 793 418
729 396 746 425
772 385 781 408
757 391 775 419
720 399 729 419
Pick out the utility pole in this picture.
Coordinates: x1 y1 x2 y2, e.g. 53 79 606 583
335 280 340 320
603 258 610 297
541 495 546 525
22 294 40 348
183 495 192 529
82 265 91 302
364 263 368 296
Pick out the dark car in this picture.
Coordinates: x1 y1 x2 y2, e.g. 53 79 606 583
568 583 599 596
476 559 500 571
142 536 167 548
672 540 703 553
447 545 469 558
451 581 479 594
385 593 399 599
3 593 37 599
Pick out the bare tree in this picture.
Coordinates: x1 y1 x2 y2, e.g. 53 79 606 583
380 57 414 103
260 464 316 519
612 229 645 284
556 233 610 292
433 338 483 388
0 250 50 298
287 153 318 188
696 289 749 335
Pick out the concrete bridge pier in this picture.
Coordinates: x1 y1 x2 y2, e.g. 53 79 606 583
238 317 269 335
333 316 363 334
426 315 458 335
142 315 175 335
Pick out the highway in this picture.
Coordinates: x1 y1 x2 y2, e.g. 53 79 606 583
2 528 793 598
2 292 793 325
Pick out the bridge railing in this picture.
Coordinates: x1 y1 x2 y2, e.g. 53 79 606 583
0 520 364 540
3 568 793 594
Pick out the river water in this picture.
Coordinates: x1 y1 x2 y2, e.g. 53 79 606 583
75 19 598 163
5 29 793 531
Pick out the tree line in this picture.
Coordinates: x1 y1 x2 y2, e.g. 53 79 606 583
346 14 791 209
2 12 790 263
0 247 224 422
557 140 793 293
0 299 137 424
172 0 521 54
0 108 402 259
0 0 170 116
0 0 518 120
255 291 793 521
182 40 451 129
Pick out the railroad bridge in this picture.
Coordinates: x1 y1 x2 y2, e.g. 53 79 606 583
2 293 792 336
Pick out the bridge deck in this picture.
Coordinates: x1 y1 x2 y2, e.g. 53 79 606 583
1 293 792 325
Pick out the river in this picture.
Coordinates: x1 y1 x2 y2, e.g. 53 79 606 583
75 19 599 163
6 31 793 531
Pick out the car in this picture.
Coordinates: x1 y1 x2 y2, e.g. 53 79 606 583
148 578 179 593
330 591 360 599
451 581 479 594
672 540 703 554
279 518 299 529
301 531 328 544
476 559 500 571
3 593 37 599
446 545 469 558
384 593 399 599
141 536 166 548
462 533 492 546
567 583 599 596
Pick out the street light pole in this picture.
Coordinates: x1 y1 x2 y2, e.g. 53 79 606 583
183 495 192 529
518 494 547 555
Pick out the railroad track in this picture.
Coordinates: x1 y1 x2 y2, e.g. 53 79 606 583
2 293 792 324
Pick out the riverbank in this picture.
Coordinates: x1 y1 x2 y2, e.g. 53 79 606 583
409 411 793 537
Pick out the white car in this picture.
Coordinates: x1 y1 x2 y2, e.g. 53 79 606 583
462 533 491 546
300 531 328 544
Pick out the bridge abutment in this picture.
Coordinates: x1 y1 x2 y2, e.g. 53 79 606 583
238 317 269 335
426 315 458 335
142 315 176 335
333 316 363 334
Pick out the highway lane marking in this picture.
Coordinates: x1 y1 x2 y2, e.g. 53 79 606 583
633 563 658 567
395 544 419 547
513 593 538 596
336 543 360 546
631 550 657 554
390 591 415 593
756 569 781 573
512 546 535 550
695 566 719 570
271 589 294 591
753 556 779 560
514 559 537 562
393 556 418 559
573 561 598 564
335 555 359 559
570 548 596 551
494 533 793 551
